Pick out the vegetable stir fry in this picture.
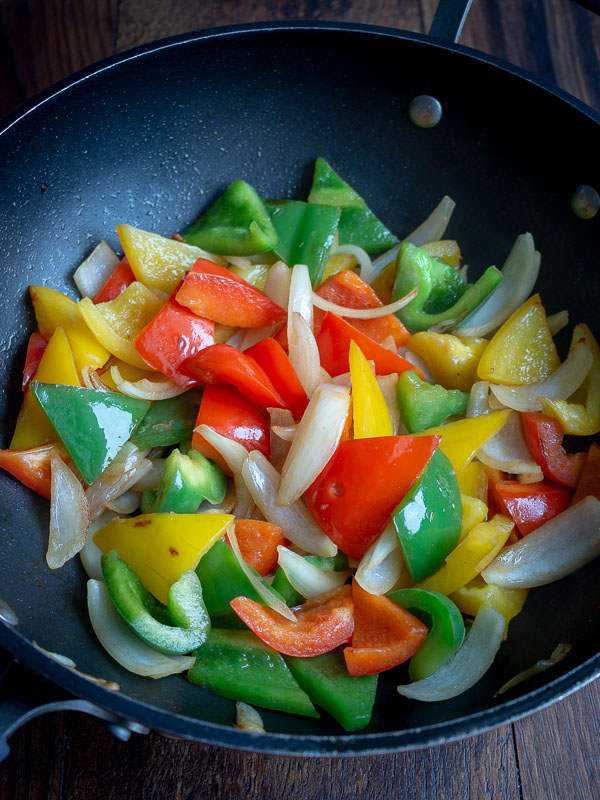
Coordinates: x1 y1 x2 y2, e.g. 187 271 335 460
2 158 599 732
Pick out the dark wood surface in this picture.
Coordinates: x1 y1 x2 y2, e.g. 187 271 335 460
0 1 599 798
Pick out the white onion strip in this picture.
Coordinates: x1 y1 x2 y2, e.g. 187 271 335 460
73 240 120 298
82 366 111 391
332 244 374 284
489 341 593 412
241 451 337 557
269 407 295 473
397 607 504 702
87 579 195 678
288 312 321 398
311 286 418 319
277 383 350 506
239 262 291 350
194 424 254 518
110 365 187 400
85 443 152 522
228 527 297 621
80 510 119 580
355 523 407 595
454 233 540 337
481 497 600 588
271 425 297 442
547 310 569 337
48 454 90 569
376 374 405 435
288 263 314 329
106 490 141 514
277 545 351 599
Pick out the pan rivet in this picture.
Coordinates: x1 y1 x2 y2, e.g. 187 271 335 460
0 600 18 626
409 95 442 128
570 185 599 220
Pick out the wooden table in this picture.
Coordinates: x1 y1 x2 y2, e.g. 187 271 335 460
0 1 599 798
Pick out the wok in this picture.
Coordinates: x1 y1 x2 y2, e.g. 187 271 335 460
0 0 598 757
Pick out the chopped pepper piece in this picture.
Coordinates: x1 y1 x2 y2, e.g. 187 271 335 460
392 448 462 582
406 332 488 392
267 200 341 286
130 392 202 450
457 461 488 502
188 629 319 717
285 648 378 731
349 340 393 439
307 157 398 253
21 331 47 392
182 181 278 255
449 576 528 638
141 448 226 514
392 242 502 332
397 371 469 433
491 478 572 535
102 550 210 655
572 443 600 504
387 588 465 680
522 412 585 488
30 383 149 484
93 257 135 303
244 337 309 420
0 441 68 500
226 519 285 577
94 512 233 605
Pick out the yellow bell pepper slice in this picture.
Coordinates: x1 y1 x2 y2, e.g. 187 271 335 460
93 512 234 604
228 263 270 290
370 259 395 304
539 323 600 435
78 282 164 369
416 514 514 596
117 223 224 295
320 253 359 285
449 576 528 638
29 285 109 374
459 494 488 542
420 409 510 475
10 326 80 449
406 332 488 392
421 240 462 267
477 294 560 385
349 340 393 438
457 461 488 502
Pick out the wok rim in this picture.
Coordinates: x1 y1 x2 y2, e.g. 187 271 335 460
0 19 599 755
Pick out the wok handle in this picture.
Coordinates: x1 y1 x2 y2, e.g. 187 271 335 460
0 651 149 762
429 0 599 43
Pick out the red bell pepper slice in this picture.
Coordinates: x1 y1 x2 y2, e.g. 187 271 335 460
230 585 354 657
522 411 586 488
316 311 422 378
191 383 270 473
134 285 215 387
491 478 572 536
93 257 135 304
572 442 600 505
0 442 69 499
244 337 309 419
175 258 287 328
344 581 428 676
314 270 410 348
305 435 439 561
225 519 285 576
184 343 286 409
22 331 47 392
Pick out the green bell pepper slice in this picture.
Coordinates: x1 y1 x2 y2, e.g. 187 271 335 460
102 550 211 655
393 242 502 332
392 448 462 582
141 448 226 514
30 382 149 484
182 180 278 255
387 588 465 681
188 629 319 718
397 371 469 433
130 392 201 449
267 200 341 286
307 157 398 253
285 648 378 731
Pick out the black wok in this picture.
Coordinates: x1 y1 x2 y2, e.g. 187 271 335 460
0 0 599 757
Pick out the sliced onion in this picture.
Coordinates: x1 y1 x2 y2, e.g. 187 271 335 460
489 341 593 412
332 244 374 284
376 374 405 435
228 526 297 621
547 310 569 337
241 450 337 557
288 263 314 329
271 425 297 442
131 458 165 491
48 454 90 569
379 335 397 353
517 469 544 484
224 328 245 350
277 545 351 599
495 643 572 696
87 579 195 678
194 424 254 518
288 312 321 397
73 240 120 298
198 481 236 515
398 347 435 383
397 606 504 702
85 443 152 522
467 382 540 473
226 256 253 269
277 383 350 506
371 196 456 279
110 365 187 400
80 509 119 580
269 407 295 472
454 233 540 337
311 286 418 319
235 702 266 733
82 366 111 391
106 490 141 514
481 496 600 588
355 523 407 595
239 261 292 350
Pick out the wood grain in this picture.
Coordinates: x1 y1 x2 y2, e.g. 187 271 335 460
0 0 599 798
